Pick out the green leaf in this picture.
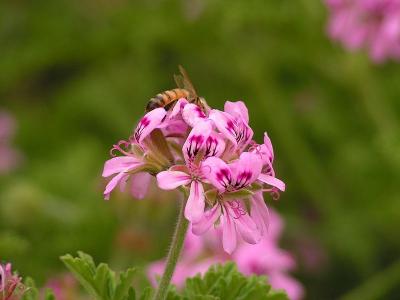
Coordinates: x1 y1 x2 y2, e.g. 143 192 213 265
139 286 153 300
125 287 136 300
21 277 39 300
114 268 136 300
44 289 57 300
61 252 138 300
61 253 100 298
181 263 289 300
21 278 56 300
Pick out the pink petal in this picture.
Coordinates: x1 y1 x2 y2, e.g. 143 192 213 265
130 172 152 199
104 172 128 200
159 119 188 136
184 181 205 222
147 260 165 286
156 170 191 190
263 132 274 161
102 156 141 177
258 174 286 191
192 204 221 235
251 144 275 174
269 273 304 300
251 192 269 235
235 213 261 244
224 101 249 124
169 98 188 119
209 109 238 147
182 103 207 127
183 230 204 257
230 152 263 187
204 132 226 159
182 120 212 162
222 209 237 254
133 108 166 144
202 157 232 192
268 208 284 241
238 121 254 150
0 265 5 292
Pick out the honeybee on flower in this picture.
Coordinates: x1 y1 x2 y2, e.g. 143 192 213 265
102 68 285 254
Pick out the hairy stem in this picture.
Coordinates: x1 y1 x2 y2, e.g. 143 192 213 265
152 193 189 300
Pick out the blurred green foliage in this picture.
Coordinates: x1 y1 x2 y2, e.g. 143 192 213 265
1 0 400 299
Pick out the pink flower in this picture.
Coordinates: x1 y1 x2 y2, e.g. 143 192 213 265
103 72 286 257
326 0 400 62
234 238 303 300
0 263 27 300
157 120 225 222
192 152 264 254
132 108 167 144
147 209 304 299
44 274 82 300
209 101 253 152
103 97 286 250
102 108 169 200
252 132 286 198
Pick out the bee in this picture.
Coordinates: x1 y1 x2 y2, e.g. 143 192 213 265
145 66 208 112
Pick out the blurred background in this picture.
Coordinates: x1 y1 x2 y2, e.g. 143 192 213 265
1 0 400 299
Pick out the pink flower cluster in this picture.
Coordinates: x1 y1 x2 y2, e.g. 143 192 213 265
44 274 83 300
0 111 21 175
326 0 400 62
147 209 304 300
102 99 285 253
0 263 26 300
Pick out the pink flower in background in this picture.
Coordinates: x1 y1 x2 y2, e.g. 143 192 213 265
148 209 304 300
0 111 22 174
44 274 83 300
326 0 400 62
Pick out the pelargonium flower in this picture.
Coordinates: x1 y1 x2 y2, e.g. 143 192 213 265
102 107 171 200
157 120 225 222
147 209 304 300
191 152 264 253
209 101 253 153
326 0 400 62
0 263 27 300
103 94 285 253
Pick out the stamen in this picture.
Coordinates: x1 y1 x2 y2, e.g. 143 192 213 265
227 200 246 219
110 140 131 157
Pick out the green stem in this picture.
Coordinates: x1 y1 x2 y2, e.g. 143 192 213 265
152 193 189 300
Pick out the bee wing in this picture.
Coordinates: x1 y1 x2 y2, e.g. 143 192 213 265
175 65 198 97
174 73 186 89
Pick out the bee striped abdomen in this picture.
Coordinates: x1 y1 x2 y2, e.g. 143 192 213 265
146 88 190 112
